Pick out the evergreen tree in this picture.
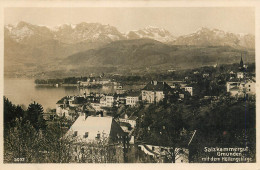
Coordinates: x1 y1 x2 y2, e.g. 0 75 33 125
26 101 46 131
4 96 24 129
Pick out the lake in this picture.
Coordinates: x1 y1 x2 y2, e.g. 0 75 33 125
4 79 144 111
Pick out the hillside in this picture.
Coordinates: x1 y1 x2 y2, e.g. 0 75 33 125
63 39 255 73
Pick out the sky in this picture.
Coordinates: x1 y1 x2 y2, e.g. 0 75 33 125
4 7 255 36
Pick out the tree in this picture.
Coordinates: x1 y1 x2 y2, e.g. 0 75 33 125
135 102 185 163
26 101 46 131
4 118 40 163
190 96 256 162
42 119 74 163
4 96 24 130
4 116 74 163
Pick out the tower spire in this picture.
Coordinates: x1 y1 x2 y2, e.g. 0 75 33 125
238 53 245 72
240 53 244 68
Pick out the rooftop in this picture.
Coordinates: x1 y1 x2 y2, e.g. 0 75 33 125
143 81 172 91
68 116 114 141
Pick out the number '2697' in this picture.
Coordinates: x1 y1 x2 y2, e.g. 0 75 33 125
14 158 25 162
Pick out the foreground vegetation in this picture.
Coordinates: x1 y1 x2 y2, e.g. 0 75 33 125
4 91 256 163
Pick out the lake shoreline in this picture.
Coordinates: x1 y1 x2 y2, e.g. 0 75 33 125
35 83 78 87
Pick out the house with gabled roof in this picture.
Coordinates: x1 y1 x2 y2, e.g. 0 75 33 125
67 115 129 162
142 81 172 103
68 115 125 142
137 130 197 163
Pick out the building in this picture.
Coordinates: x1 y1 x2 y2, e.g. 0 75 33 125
100 96 107 107
56 96 85 120
119 114 137 129
193 71 199 75
137 144 189 163
136 130 196 163
244 80 255 95
142 81 172 103
105 95 115 107
184 87 193 96
67 115 128 163
126 91 140 107
126 96 139 107
229 71 236 80
237 72 244 79
239 55 245 71
115 94 127 106
229 87 243 98
202 73 209 78
226 82 241 92
226 80 255 98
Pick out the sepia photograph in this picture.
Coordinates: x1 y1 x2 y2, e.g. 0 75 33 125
2 5 257 165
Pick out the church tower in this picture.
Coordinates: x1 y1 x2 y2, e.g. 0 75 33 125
239 53 245 71
240 54 244 67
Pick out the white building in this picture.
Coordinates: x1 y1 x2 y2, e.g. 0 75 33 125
203 73 209 78
105 95 115 107
244 80 255 95
237 72 244 79
126 96 139 106
226 80 255 98
226 82 241 92
184 87 193 96
67 115 125 142
119 114 137 128
67 115 127 163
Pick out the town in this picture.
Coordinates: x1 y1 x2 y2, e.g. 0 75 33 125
4 56 256 163
33 56 254 163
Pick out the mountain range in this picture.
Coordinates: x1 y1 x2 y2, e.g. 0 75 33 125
4 21 255 78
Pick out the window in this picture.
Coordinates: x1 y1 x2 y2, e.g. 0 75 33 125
84 132 89 138
73 131 78 137
249 85 251 87
179 149 184 154
152 147 155 151
96 133 100 139
161 148 164 152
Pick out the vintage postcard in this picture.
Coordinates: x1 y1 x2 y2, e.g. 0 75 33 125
0 1 259 170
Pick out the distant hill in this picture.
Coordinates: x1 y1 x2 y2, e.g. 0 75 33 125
63 38 255 72
63 39 175 67
4 22 255 78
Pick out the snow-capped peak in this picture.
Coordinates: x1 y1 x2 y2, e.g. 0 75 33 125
125 26 175 42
